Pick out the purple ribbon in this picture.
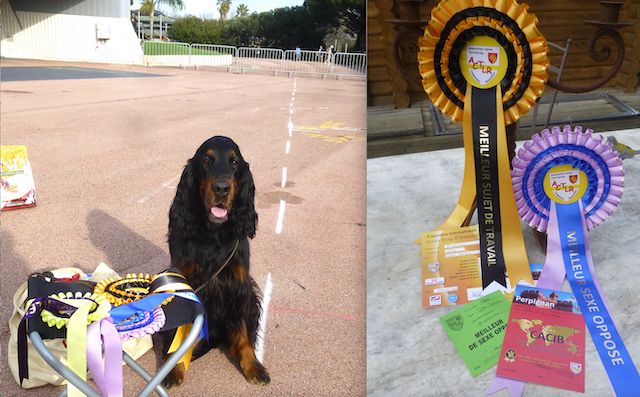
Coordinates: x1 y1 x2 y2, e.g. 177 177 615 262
17 297 86 384
86 317 123 397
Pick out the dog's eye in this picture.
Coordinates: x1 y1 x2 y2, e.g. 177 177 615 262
203 157 212 165
230 158 239 167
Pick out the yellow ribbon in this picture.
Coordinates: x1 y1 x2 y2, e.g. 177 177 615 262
167 324 194 370
67 300 92 397
439 85 477 230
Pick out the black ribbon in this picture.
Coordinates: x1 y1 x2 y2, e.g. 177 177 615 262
17 296 89 384
150 269 205 333
471 86 508 288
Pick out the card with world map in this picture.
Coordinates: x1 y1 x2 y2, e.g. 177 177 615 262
496 285 585 392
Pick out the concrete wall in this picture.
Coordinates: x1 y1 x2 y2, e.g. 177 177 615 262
0 0 142 64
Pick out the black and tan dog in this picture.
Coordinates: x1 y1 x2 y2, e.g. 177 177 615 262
157 136 270 387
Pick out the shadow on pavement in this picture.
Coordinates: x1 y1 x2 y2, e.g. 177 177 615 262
86 209 169 274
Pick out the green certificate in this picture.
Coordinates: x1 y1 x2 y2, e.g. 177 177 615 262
440 291 511 377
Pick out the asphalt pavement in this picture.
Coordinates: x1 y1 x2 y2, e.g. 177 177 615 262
0 58 366 397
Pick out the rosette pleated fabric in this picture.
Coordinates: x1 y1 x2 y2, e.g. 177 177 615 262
84 269 202 396
418 0 548 125
105 269 206 372
512 126 624 232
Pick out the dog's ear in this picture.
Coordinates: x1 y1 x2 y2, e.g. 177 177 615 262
169 159 199 240
231 161 258 239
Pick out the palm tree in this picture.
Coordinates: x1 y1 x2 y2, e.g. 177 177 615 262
235 3 249 17
217 0 232 21
141 0 184 40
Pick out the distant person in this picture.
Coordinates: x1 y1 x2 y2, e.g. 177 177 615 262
295 46 301 61
317 45 323 62
325 45 334 64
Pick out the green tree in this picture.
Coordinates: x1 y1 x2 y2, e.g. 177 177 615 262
222 15 261 46
324 25 356 52
235 3 249 17
140 0 184 39
166 1 365 51
217 0 232 21
168 16 225 44
304 0 365 51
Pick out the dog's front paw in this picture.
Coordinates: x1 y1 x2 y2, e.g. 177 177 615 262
161 363 186 389
242 359 270 385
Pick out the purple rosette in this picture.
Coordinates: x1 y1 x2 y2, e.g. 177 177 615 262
511 125 624 232
114 307 166 341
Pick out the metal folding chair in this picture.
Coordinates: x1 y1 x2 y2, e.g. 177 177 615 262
29 313 204 397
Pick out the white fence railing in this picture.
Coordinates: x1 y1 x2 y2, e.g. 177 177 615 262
141 41 366 79
236 47 286 74
283 49 333 76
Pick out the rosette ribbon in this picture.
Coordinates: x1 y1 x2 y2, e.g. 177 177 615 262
114 307 166 341
108 269 206 371
18 292 111 397
418 0 548 290
94 273 155 306
489 126 640 396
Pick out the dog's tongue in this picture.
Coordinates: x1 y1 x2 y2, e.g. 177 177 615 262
211 207 228 218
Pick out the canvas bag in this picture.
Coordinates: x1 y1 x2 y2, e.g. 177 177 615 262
7 266 153 389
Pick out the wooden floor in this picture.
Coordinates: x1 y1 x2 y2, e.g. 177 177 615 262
368 88 640 158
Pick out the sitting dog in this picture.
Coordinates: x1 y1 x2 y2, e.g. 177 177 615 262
158 136 270 387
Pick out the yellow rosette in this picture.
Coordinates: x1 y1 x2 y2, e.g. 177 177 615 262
40 291 111 328
418 0 548 125
95 273 157 306
418 0 547 292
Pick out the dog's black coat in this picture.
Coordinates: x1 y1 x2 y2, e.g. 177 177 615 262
158 136 269 387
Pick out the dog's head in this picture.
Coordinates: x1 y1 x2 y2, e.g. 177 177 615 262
169 136 257 239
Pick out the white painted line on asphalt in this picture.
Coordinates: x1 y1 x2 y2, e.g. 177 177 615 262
275 199 286 234
274 77 295 234
137 173 181 204
256 272 273 363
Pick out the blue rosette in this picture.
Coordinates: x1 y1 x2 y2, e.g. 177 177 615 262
511 125 624 232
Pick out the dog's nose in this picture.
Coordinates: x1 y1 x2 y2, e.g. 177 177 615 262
214 181 230 196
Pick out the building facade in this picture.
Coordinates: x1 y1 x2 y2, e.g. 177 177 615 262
1 0 142 64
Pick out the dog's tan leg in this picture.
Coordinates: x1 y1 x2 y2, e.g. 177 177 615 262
229 321 270 385
157 330 189 389
161 360 187 388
